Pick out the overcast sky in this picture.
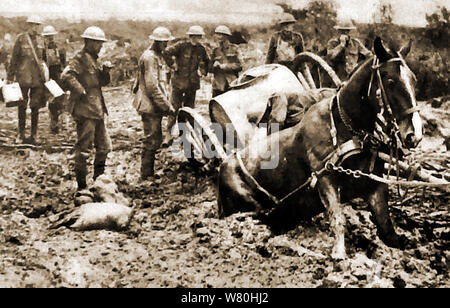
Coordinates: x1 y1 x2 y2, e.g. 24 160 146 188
0 0 448 26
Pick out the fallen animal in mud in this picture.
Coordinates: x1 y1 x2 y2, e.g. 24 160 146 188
91 174 130 206
48 202 134 231
218 37 424 259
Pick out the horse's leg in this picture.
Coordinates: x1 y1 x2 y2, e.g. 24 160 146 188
317 176 346 259
366 182 403 248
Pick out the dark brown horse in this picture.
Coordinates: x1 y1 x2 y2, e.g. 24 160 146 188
217 37 423 259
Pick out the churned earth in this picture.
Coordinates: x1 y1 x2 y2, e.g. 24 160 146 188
0 84 448 288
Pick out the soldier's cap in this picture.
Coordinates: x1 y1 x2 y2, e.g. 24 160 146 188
81 26 107 42
42 25 58 36
215 25 231 36
26 15 43 25
149 26 174 41
334 21 356 30
187 25 205 36
278 13 296 25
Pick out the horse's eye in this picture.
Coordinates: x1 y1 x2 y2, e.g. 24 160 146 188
387 79 395 85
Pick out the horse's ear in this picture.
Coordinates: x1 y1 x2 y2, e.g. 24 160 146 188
374 37 391 62
399 39 412 58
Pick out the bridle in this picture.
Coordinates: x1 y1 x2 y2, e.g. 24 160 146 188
368 55 419 120
337 55 418 150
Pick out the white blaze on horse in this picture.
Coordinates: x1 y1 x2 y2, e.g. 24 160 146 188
217 37 423 260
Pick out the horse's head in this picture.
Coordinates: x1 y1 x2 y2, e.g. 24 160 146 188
373 37 423 149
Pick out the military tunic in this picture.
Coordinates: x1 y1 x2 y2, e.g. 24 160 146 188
210 42 242 96
164 39 209 91
266 30 304 71
62 48 110 119
7 32 47 109
162 39 209 145
163 39 209 110
61 47 111 187
7 32 47 142
132 47 172 178
327 37 372 80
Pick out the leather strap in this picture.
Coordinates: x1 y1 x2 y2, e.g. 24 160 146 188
26 33 47 82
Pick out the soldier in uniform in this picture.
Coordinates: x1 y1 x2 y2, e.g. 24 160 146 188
132 27 175 180
7 15 47 144
210 25 242 97
42 25 66 134
266 13 304 72
61 26 113 190
162 25 209 146
326 22 372 81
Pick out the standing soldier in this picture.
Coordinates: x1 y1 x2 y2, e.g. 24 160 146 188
326 22 371 81
266 13 304 72
132 27 175 181
42 25 66 134
61 26 112 190
162 25 209 146
211 25 242 97
7 15 47 144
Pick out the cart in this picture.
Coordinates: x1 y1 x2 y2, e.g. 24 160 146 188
177 52 342 166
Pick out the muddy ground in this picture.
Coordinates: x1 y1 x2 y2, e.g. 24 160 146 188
0 83 448 288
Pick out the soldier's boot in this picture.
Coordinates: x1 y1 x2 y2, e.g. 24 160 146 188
30 108 39 145
49 112 59 134
93 163 105 182
17 105 26 143
141 150 155 181
75 171 87 191
49 99 60 134
93 154 107 181
75 152 88 190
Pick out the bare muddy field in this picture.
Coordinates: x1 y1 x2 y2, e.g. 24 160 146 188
0 85 448 288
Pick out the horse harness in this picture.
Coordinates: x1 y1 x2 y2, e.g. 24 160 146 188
235 55 419 207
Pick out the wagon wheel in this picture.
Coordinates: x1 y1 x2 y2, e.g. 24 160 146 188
292 52 342 90
177 107 227 167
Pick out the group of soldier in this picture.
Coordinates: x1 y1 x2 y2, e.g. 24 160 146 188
6 16 66 145
3 13 372 191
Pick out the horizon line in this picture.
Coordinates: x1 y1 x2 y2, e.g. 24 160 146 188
0 11 430 28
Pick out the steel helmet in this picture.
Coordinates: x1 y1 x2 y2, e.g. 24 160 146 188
334 21 356 30
215 25 231 36
42 25 57 36
149 26 174 41
81 26 107 41
26 15 43 25
186 25 205 36
278 13 296 25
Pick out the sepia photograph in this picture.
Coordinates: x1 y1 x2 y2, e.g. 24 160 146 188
0 0 448 290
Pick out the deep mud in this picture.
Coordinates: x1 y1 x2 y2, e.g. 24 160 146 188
0 85 448 288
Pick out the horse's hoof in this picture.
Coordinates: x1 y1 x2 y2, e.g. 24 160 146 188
383 233 411 250
398 234 415 250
